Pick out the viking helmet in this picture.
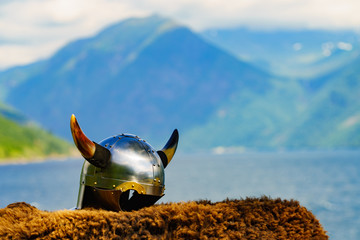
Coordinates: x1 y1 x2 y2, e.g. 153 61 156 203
70 114 179 211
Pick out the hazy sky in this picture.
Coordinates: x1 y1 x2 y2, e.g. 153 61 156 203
1 0 359 70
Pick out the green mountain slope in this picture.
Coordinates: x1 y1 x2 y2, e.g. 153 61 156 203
0 103 72 160
0 113 72 160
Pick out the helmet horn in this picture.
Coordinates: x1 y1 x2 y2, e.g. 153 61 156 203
70 114 111 168
157 129 179 168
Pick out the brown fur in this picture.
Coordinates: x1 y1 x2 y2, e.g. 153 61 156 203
0 197 328 239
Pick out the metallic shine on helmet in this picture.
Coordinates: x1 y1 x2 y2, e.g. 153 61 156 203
70 114 179 211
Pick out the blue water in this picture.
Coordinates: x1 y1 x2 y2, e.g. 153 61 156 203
0 151 359 239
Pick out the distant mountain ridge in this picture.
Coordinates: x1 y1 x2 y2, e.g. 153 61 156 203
201 28 360 78
1 15 359 151
0 102 28 125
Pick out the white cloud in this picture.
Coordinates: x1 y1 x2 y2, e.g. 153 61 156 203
0 0 148 69
337 42 353 51
1 0 360 70
128 0 360 30
0 42 64 69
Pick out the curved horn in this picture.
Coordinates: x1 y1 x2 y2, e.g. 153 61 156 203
157 129 179 168
70 114 111 168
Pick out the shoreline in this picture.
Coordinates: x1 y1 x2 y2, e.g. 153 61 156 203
0 152 82 165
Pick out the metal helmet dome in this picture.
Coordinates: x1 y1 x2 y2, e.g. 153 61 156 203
70 114 179 211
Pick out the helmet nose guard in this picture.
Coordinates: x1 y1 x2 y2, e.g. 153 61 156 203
70 114 179 211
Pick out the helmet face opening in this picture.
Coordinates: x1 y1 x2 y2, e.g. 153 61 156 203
119 190 162 211
79 186 162 211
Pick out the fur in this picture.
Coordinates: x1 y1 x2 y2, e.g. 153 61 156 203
0 197 328 239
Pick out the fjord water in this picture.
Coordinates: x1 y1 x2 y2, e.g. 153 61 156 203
0 151 359 240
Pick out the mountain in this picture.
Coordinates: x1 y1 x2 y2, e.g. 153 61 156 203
201 28 360 78
1 16 359 151
293 56 360 148
182 53 360 150
3 16 271 146
181 77 306 150
0 103 72 159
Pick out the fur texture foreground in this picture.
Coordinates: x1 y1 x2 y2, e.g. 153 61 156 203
0 197 328 239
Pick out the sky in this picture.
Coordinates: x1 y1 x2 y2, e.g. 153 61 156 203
1 0 360 70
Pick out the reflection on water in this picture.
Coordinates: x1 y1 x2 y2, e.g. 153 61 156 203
0 151 359 240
